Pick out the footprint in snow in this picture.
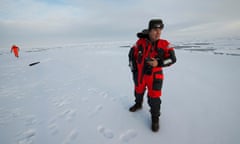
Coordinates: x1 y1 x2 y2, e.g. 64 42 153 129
97 125 114 139
63 129 79 144
88 105 103 117
87 88 99 94
48 118 59 135
59 109 76 121
99 91 109 99
17 129 36 144
119 129 138 143
48 123 59 135
54 100 67 109
99 90 116 101
110 96 117 102
24 115 37 126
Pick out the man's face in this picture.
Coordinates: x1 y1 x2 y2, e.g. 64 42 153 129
149 28 162 42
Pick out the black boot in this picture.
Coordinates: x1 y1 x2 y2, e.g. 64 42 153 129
129 103 142 112
148 97 161 132
151 116 159 132
129 92 144 112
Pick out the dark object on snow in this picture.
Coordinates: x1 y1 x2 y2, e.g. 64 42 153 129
29 62 40 66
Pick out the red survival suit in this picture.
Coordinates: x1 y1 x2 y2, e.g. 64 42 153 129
129 38 176 98
11 45 20 58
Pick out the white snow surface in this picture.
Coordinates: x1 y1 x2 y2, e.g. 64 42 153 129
0 39 240 144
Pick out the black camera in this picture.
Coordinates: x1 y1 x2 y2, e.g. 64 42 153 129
144 57 153 75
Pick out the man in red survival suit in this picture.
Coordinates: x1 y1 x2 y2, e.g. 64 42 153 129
128 19 176 132
11 44 20 58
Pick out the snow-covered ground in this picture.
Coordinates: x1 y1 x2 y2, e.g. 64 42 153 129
0 38 240 144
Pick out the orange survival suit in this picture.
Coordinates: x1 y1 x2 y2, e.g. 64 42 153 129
128 30 176 118
11 45 20 58
129 36 176 98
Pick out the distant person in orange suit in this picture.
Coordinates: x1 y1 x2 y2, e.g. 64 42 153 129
11 45 20 58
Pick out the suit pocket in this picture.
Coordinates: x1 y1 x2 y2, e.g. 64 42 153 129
152 71 163 90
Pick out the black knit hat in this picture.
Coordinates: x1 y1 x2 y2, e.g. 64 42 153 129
148 19 164 30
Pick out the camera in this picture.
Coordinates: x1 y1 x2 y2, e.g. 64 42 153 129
144 57 153 75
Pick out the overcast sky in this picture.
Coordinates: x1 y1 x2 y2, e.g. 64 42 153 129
1 0 240 48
